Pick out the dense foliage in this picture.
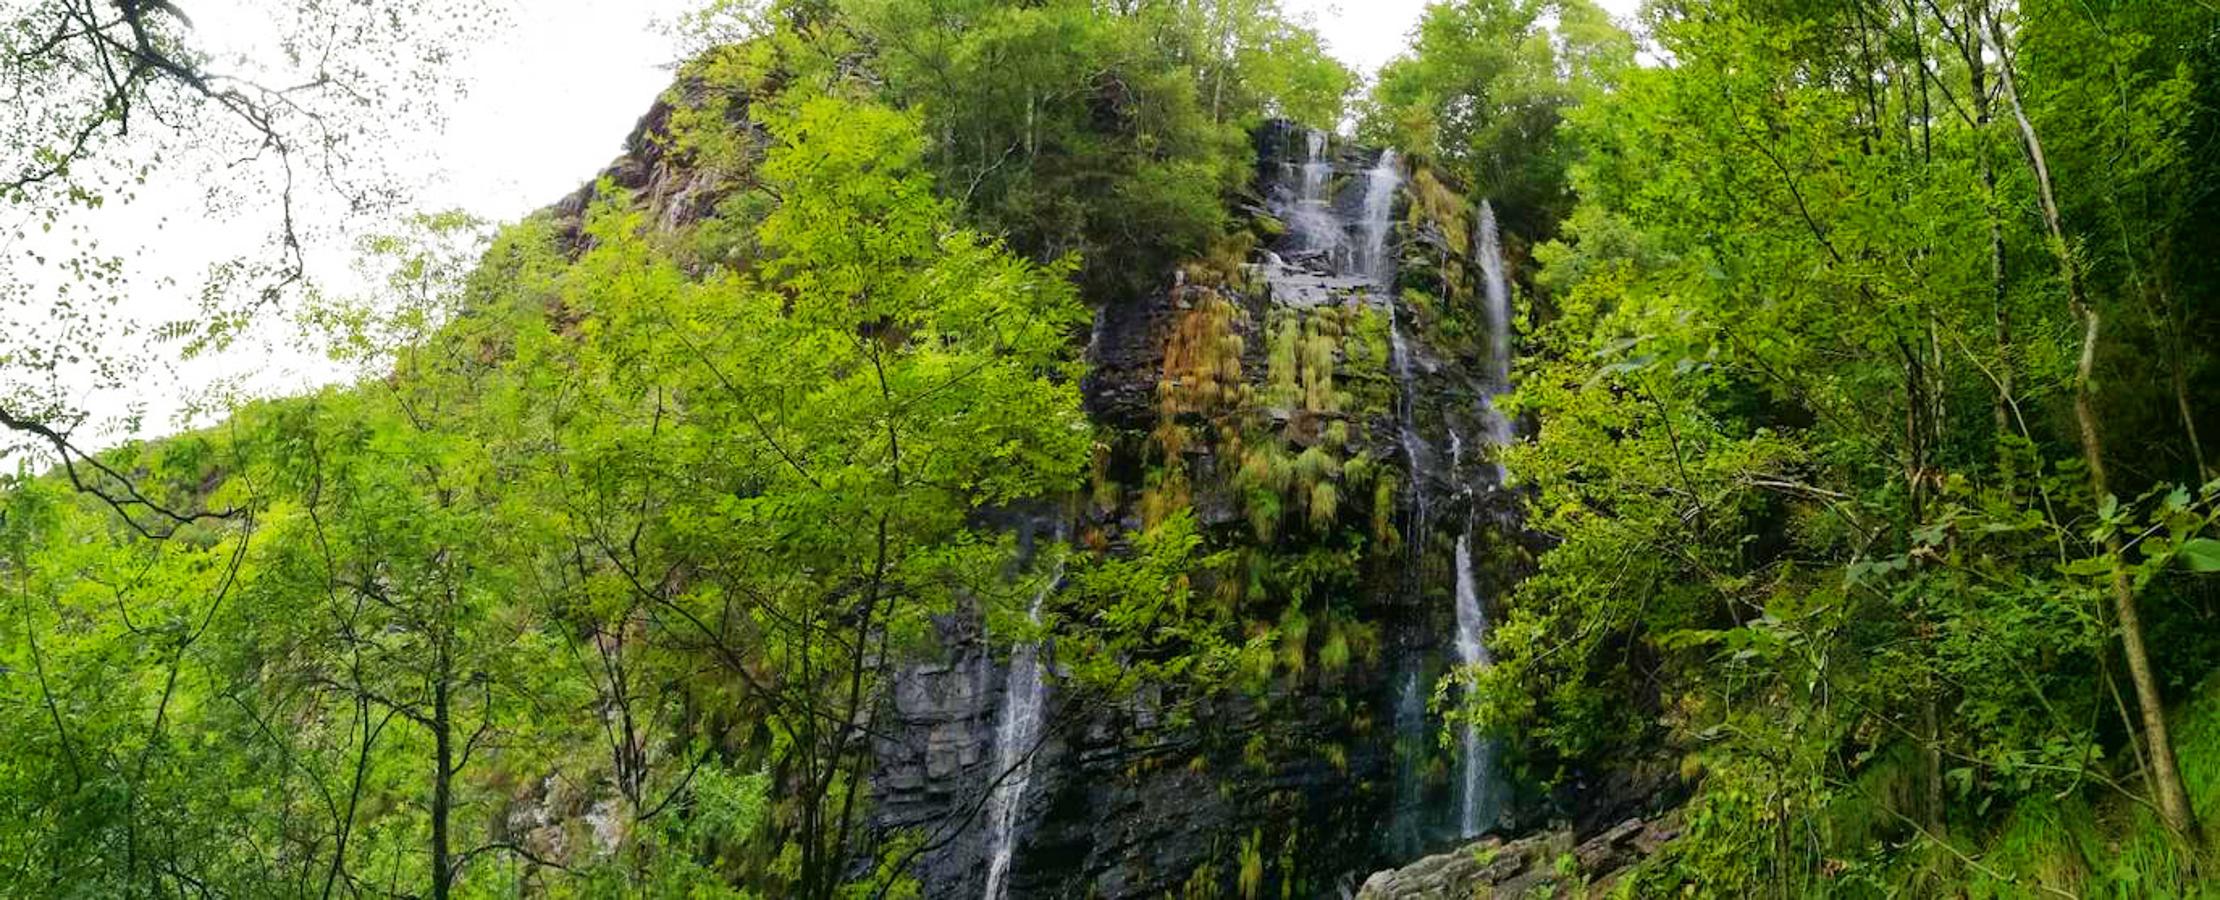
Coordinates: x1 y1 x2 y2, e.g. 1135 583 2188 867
1361 0 1630 240
1464 0 2220 893
8 0 2220 896
757 0 1353 300
1 83 1101 895
0 0 1352 896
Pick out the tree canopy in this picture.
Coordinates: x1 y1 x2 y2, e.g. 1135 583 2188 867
8 0 2220 896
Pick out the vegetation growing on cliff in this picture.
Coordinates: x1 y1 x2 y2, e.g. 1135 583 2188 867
7 0 2220 897
0 0 1356 896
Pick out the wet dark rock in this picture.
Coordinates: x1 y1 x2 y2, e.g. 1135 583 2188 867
1081 288 1177 433
1355 813 1682 899
513 65 1668 895
865 121 1629 898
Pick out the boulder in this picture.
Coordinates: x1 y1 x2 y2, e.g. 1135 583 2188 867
1356 814 1682 899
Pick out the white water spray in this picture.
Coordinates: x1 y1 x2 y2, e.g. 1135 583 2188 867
1477 201 1511 387
982 557 1063 899
1475 201 1514 476
1281 130 1345 264
1448 198 1518 838
1360 150 1401 283
1368 148 1429 544
1452 533 1496 837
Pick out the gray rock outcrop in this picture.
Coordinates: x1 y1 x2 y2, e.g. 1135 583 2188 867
1356 814 1681 899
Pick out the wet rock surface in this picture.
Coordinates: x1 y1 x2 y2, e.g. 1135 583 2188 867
531 81 1667 898
872 632 1402 898
1080 279 1179 434
871 123 1459 898
867 121 1637 898
1355 813 1682 899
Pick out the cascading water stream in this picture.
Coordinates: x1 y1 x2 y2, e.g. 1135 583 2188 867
1268 128 1515 848
982 556 1065 900
1360 150 1401 283
1282 130 1345 263
1351 143 1442 857
1452 534 1496 836
1475 201 1514 469
1477 201 1511 388
1448 198 1516 839
1386 304 1429 540
1364 150 1427 543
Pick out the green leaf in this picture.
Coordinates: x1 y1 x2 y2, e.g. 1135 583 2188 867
2176 538 2220 572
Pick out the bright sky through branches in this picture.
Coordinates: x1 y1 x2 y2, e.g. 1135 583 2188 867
9 0 1645 452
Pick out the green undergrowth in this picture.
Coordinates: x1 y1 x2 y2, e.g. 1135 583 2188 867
1950 675 2220 898
1625 675 2220 898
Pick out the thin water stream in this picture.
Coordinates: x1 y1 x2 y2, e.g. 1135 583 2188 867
982 553 1065 899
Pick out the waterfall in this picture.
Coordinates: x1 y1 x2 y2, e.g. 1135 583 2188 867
1259 127 1516 850
1083 302 1109 363
982 559 1063 900
1386 666 1429 855
1302 129 1328 197
1359 150 1401 283
1351 140 1455 857
1368 149 1427 544
1279 129 1345 265
1386 305 1429 539
1477 201 1511 388
1475 201 1514 468
1448 198 1516 839
1452 533 1496 837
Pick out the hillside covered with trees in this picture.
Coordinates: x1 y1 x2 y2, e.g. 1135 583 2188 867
5 0 2220 897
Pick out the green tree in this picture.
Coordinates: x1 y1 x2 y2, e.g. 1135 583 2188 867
1362 0 1631 238
770 0 1351 299
1479 0 2220 890
489 90 1092 895
0 0 490 531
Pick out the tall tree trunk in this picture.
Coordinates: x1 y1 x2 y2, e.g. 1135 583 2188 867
1960 0 2015 437
1979 110 2012 436
1985 173 2011 437
432 664 454 900
1902 339 1950 837
1988 13 2199 840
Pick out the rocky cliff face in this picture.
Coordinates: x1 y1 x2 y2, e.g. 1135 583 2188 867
553 72 1630 895
864 122 1563 898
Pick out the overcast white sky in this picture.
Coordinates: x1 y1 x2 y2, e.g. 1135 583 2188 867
10 0 1646 450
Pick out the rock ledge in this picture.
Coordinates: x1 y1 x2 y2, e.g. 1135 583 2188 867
1356 814 1680 899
